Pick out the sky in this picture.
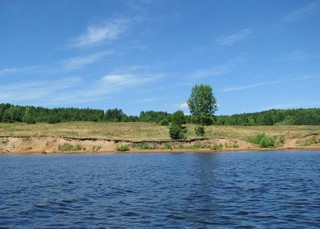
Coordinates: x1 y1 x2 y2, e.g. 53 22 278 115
1 0 319 115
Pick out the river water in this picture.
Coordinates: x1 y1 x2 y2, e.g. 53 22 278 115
1 151 320 228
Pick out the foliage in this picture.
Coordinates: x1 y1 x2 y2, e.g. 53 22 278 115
1 103 320 126
133 142 156 150
195 125 205 136
169 110 187 140
169 124 187 140
139 111 170 123
215 108 320 126
187 84 217 126
23 106 36 124
213 143 223 150
248 133 275 148
159 119 170 126
58 143 85 151
116 144 130 151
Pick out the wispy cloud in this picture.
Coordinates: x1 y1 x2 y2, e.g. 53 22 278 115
264 102 320 111
0 65 41 76
278 51 320 62
0 77 82 101
281 1 320 24
222 81 282 92
102 72 163 87
62 51 112 70
173 102 188 109
215 29 251 46
71 17 135 48
190 58 243 78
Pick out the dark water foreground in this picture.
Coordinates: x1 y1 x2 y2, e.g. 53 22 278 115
1 151 320 228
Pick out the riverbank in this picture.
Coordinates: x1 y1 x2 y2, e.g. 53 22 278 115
1 122 319 154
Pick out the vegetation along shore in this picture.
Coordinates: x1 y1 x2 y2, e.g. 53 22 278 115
1 84 319 154
1 122 320 154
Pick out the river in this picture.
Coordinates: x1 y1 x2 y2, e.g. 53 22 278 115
1 151 320 228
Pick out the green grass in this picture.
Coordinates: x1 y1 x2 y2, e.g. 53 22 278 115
116 144 130 151
0 122 319 143
58 143 85 152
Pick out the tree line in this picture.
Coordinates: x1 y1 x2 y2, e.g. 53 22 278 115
215 108 320 126
0 103 319 126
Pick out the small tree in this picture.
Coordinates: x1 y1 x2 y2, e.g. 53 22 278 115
187 84 217 126
169 110 187 139
23 106 36 124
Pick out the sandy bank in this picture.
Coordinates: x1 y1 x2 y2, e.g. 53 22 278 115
1 134 320 155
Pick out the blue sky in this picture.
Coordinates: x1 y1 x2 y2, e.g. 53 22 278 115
1 0 319 115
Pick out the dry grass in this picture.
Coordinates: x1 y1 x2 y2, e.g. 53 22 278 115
0 122 319 141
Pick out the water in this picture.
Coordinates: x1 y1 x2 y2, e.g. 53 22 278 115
1 151 320 228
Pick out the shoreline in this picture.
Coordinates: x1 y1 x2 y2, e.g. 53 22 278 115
1 130 320 155
3 146 320 155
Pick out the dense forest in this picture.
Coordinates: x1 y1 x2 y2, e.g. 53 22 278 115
0 103 319 125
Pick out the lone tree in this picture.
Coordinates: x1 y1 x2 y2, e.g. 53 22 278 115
187 84 217 127
169 110 187 139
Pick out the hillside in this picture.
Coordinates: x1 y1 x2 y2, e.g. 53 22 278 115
1 122 319 154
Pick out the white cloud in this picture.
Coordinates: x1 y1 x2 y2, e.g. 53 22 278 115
0 77 82 101
222 81 282 92
102 72 163 87
190 58 243 78
215 29 251 46
0 65 41 76
72 17 133 48
281 1 320 24
173 102 188 109
63 51 111 70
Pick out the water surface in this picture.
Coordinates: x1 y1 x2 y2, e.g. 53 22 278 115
1 151 320 228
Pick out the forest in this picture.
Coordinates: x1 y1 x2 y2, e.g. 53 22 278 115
0 103 319 126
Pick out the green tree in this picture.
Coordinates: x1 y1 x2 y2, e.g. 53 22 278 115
169 110 187 139
23 106 36 124
187 84 217 126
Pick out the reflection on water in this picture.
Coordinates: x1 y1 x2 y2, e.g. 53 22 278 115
0 151 320 227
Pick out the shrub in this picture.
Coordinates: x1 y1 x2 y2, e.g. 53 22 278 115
169 124 186 140
116 145 130 151
213 143 223 150
159 119 170 126
248 133 275 148
58 143 85 151
195 125 205 136
164 143 172 150
133 142 155 150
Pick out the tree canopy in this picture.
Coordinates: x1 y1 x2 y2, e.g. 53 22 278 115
187 84 217 126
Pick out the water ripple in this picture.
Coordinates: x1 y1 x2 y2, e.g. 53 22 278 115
0 151 320 228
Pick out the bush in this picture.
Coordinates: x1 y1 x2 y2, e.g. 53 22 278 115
159 119 170 126
58 143 85 151
169 124 186 139
195 125 205 136
116 145 130 151
248 133 275 148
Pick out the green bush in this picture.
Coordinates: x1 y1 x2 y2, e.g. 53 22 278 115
248 133 275 148
164 143 172 149
159 119 170 126
133 142 156 150
195 125 205 136
169 124 186 139
116 145 130 151
213 143 223 150
58 143 85 151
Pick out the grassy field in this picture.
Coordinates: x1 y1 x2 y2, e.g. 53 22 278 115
0 122 319 141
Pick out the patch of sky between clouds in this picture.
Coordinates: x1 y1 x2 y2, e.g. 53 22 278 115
280 1 320 24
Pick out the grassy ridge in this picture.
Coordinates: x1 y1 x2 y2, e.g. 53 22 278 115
0 122 319 141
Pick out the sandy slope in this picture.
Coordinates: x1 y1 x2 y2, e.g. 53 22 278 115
1 134 319 154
